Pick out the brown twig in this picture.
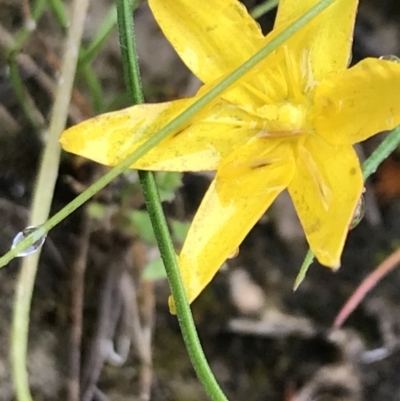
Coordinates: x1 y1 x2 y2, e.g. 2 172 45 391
81 247 127 401
20 0 32 20
130 241 155 401
118 268 155 401
0 104 20 133
137 280 155 401
333 248 400 328
68 214 91 401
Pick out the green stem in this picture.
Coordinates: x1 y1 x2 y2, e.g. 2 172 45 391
116 0 144 104
143 173 229 401
4 0 74 130
117 1 228 399
8 0 47 57
8 58 43 129
293 249 315 291
0 0 339 267
47 0 69 31
78 5 118 67
251 0 279 19
294 127 400 289
362 127 400 180
81 64 105 113
4 0 47 129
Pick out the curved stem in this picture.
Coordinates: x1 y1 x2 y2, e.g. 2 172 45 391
333 247 400 328
142 173 230 400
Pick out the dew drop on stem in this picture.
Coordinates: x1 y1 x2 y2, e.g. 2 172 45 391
349 194 365 230
11 225 47 257
379 55 400 63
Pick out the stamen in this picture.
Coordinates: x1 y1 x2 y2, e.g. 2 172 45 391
282 46 304 101
242 82 274 105
301 49 318 93
299 146 332 210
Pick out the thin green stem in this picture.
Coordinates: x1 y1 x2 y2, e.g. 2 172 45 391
47 0 69 30
293 249 315 291
143 174 230 401
3 0 47 130
8 0 47 57
0 0 338 268
116 0 144 104
32 0 47 20
11 0 89 400
117 0 228 399
251 0 279 19
362 127 400 180
81 64 105 113
8 58 44 129
294 127 400 289
79 5 118 67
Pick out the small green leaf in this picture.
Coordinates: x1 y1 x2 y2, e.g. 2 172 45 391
171 220 189 244
87 202 106 220
293 249 314 291
129 210 156 245
156 172 183 202
143 257 167 280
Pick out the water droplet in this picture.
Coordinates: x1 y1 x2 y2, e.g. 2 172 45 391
25 18 36 32
386 117 394 126
12 226 47 256
349 194 365 230
228 248 239 259
379 55 400 63
11 183 25 198
347 52 353 67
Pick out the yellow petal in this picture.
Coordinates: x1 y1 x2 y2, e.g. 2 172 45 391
274 0 358 80
288 136 363 268
148 0 264 83
169 138 295 312
314 58 400 145
60 99 258 171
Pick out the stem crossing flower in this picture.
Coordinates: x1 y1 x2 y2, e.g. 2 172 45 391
60 0 400 311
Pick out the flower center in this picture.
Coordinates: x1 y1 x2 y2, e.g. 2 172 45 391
255 102 310 136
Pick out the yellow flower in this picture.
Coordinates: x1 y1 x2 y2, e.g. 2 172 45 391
61 0 400 309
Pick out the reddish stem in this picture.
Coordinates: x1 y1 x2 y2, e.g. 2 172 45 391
333 248 400 328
